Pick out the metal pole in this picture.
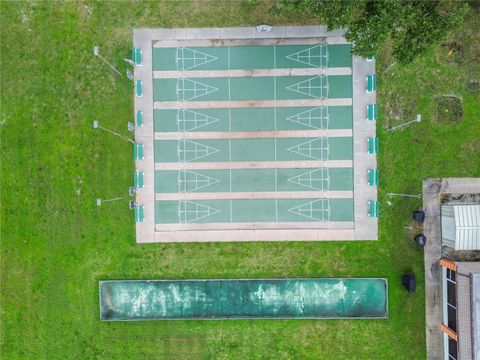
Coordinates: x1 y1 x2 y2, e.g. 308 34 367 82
97 197 124 206
93 120 135 144
386 192 421 199
94 46 122 76
101 197 123 203
387 114 421 132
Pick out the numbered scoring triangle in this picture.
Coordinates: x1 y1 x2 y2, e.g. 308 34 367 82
178 200 220 223
288 199 330 221
177 139 219 162
287 138 329 160
286 107 329 129
178 170 220 192
287 168 330 191
176 48 218 70
177 78 219 101
286 76 328 99
286 45 328 68
177 109 220 132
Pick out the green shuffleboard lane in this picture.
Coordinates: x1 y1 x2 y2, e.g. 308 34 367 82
153 44 352 71
154 106 353 132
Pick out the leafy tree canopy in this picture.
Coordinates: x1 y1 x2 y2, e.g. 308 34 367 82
271 0 469 64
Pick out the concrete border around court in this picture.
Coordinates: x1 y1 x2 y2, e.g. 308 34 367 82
423 178 480 360
352 55 377 240
133 26 377 243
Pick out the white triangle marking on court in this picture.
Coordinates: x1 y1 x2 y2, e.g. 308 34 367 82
178 200 221 223
286 107 329 130
178 170 220 193
286 45 328 68
287 168 330 191
288 199 330 221
287 138 329 160
177 109 220 132
177 78 219 101
286 76 328 99
176 48 218 70
177 139 220 162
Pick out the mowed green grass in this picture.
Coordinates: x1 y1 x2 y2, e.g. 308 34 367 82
1 1 479 359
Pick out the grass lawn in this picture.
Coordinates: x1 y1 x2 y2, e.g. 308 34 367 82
1 1 479 359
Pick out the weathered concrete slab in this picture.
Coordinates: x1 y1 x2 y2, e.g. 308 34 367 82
352 55 377 240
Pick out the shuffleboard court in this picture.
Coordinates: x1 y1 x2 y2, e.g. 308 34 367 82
133 26 377 242
99 278 388 320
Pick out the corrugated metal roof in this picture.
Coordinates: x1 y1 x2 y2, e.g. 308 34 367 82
454 204 480 250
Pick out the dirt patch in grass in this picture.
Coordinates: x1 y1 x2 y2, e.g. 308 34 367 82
384 92 417 127
465 78 480 92
434 95 463 124
441 41 464 64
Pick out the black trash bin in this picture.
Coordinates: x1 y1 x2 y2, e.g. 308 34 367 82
402 274 416 292
414 234 426 247
412 210 425 223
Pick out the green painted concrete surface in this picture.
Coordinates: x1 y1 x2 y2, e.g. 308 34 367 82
155 168 353 193
154 137 352 162
153 44 352 71
153 75 352 102
99 278 387 320
155 198 353 224
154 106 352 132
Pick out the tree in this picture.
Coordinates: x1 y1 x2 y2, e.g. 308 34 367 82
271 0 469 64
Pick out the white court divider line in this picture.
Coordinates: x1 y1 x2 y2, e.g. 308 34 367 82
156 190 353 201
155 129 352 140
154 98 353 110
153 67 351 78
154 160 353 170
154 220 354 232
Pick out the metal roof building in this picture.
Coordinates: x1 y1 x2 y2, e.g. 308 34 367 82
441 204 480 250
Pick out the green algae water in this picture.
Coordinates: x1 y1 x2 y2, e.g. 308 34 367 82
100 278 387 321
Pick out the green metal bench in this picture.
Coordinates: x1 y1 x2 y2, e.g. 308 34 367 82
366 75 376 93
135 80 143 97
134 171 144 188
368 169 379 186
134 143 144 160
368 200 380 218
367 137 379 155
132 47 142 66
135 205 144 223
136 110 143 128
367 103 377 121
